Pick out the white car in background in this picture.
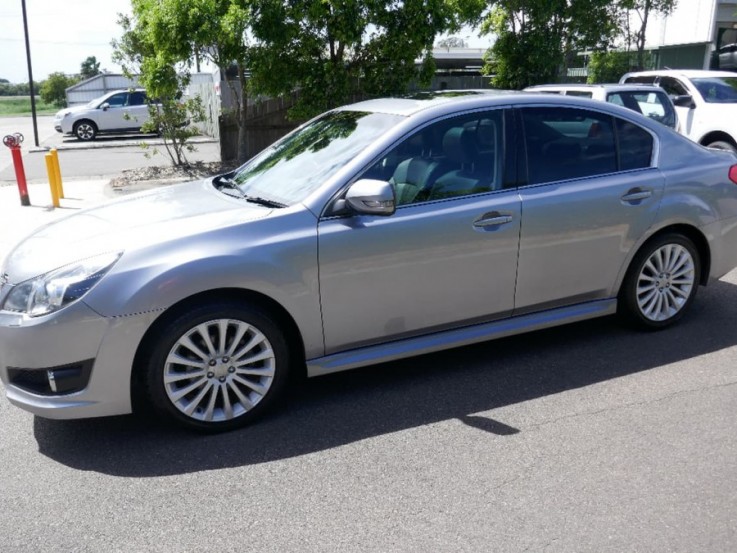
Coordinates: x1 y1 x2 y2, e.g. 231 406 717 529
53 89 152 141
620 70 737 152
523 83 678 130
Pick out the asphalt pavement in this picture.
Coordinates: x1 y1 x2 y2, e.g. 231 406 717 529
0 120 736 552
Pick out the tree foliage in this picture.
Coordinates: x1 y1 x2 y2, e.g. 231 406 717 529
617 0 677 70
39 72 77 107
112 11 205 166
436 36 468 48
80 56 102 80
248 0 484 119
481 0 619 89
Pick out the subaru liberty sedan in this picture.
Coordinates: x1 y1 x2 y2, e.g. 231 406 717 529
3 91 737 432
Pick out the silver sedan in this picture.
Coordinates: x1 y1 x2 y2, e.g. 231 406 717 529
3 92 737 431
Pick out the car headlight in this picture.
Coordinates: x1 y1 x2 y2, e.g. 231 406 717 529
1 252 122 317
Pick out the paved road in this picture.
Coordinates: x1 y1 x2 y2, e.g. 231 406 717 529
1 256 736 549
0 115 219 185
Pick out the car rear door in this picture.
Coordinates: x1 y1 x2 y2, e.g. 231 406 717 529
513 106 665 314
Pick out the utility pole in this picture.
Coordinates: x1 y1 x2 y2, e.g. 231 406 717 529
21 0 39 147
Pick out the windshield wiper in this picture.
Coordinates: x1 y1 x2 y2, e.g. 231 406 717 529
214 176 246 198
243 195 287 208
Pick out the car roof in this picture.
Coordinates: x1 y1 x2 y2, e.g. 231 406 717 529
623 69 737 79
339 90 519 116
525 83 665 92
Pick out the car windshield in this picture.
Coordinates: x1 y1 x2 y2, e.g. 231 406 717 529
691 77 737 103
230 110 403 205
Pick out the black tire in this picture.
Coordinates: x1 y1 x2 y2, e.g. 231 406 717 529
144 301 291 432
705 140 737 153
618 233 701 330
74 120 97 141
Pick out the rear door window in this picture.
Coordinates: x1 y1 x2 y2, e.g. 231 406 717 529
521 107 654 185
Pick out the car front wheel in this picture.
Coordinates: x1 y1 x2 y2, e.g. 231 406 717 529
144 301 291 432
74 120 97 141
619 233 700 329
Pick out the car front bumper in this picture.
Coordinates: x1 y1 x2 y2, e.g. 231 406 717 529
0 301 159 419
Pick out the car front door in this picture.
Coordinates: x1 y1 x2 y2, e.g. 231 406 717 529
123 91 150 130
96 92 129 130
317 110 522 354
657 76 696 137
514 106 664 314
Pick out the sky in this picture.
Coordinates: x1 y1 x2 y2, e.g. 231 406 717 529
0 0 133 83
0 0 491 85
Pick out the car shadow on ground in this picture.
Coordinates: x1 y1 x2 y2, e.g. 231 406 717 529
33 278 737 477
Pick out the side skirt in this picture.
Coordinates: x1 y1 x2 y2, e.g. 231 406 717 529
306 299 617 377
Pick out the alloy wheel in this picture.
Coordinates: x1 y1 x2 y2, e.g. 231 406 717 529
163 318 276 423
635 243 695 322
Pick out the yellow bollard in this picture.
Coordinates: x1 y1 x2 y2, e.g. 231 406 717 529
50 148 64 199
45 153 60 208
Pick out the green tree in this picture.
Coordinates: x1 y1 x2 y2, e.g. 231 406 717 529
436 36 468 48
481 0 618 89
112 13 205 166
124 0 252 162
248 0 484 119
617 0 677 70
80 56 102 80
40 72 76 107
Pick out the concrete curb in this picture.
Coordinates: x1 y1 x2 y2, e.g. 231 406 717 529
28 135 216 153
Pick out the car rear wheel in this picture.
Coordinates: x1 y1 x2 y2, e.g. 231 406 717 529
619 233 700 329
705 140 737 153
144 301 290 432
74 120 97 141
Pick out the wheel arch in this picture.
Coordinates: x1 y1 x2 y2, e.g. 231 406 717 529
130 287 307 408
73 118 98 131
699 130 737 149
624 224 711 289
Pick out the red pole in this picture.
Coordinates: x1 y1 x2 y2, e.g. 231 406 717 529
3 134 30 206
10 146 31 206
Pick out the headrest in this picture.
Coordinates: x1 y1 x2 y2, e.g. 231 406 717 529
442 127 477 164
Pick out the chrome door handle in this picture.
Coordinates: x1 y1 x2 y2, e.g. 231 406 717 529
473 213 513 228
621 188 653 202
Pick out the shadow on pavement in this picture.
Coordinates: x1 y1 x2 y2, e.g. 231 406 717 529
34 278 737 477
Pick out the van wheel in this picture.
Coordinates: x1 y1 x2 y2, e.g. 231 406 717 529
618 233 700 329
705 140 737 153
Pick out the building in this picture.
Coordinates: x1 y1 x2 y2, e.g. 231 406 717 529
642 0 737 70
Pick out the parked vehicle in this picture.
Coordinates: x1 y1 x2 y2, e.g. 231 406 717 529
4 91 737 432
524 83 678 130
53 89 152 141
620 70 737 152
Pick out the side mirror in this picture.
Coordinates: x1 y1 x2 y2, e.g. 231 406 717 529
673 95 695 109
100 102 110 111
340 179 396 216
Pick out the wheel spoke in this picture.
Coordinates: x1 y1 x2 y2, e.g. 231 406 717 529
177 335 210 361
236 366 275 377
235 349 274 367
203 383 219 421
233 374 268 396
225 323 250 356
183 381 214 416
231 333 266 362
164 369 206 384
195 323 217 356
222 385 234 420
166 352 208 370
228 381 255 410
217 320 229 355
170 377 207 402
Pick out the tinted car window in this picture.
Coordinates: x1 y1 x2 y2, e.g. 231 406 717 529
691 77 737 103
616 119 654 170
361 111 504 204
128 91 148 106
522 107 616 184
606 91 677 128
624 76 656 85
564 91 593 98
658 77 689 97
104 93 128 108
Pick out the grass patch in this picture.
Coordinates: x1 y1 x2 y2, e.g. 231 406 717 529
0 96 58 116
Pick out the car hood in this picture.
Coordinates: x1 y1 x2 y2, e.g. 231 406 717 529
55 104 91 118
2 179 272 283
